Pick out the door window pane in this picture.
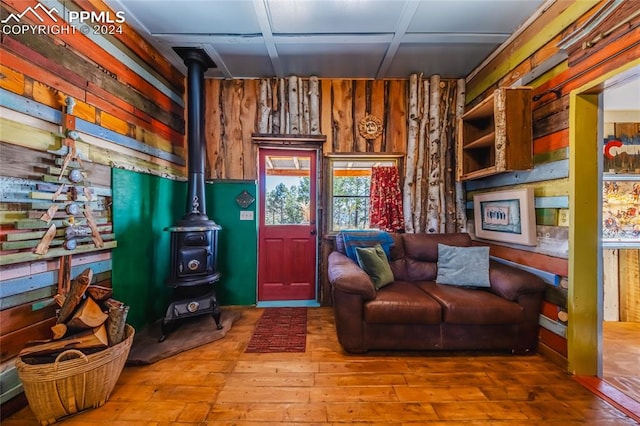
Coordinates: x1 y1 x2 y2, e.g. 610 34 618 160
265 155 311 225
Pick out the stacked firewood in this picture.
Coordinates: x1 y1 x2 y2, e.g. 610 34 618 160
19 268 129 364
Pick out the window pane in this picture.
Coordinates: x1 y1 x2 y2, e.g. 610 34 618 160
333 176 370 196
332 196 370 230
328 157 398 232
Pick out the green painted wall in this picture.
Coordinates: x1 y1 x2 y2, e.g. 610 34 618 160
204 182 258 307
112 168 257 329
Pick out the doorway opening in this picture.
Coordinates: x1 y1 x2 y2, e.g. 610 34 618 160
569 60 640 417
257 148 320 307
600 77 640 404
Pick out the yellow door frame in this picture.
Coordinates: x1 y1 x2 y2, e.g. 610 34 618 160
568 58 640 375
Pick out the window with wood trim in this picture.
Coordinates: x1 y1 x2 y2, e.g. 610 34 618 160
326 154 403 232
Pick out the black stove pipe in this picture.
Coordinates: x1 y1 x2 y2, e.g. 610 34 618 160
174 48 216 225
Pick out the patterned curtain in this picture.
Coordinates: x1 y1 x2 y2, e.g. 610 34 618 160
369 166 404 232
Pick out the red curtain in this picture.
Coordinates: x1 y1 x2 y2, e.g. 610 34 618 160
369 166 404 232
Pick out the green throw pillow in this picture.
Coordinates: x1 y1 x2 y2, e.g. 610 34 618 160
436 243 491 288
355 244 394 290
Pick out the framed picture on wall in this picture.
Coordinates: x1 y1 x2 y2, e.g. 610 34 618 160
602 176 640 244
473 188 537 246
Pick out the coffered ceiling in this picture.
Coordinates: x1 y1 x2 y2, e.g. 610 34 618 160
106 0 547 79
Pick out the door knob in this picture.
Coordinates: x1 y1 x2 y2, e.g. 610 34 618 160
310 229 317 235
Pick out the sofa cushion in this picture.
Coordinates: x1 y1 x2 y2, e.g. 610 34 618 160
416 282 523 325
436 244 490 288
355 244 394 290
405 258 438 282
401 233 472 281
402 233 472 262
337 230 395 261
364 281 442 324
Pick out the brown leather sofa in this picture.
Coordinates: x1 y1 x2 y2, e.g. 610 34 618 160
327 232 546 354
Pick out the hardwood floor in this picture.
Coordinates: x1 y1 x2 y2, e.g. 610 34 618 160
5 307 638 425
603 321 640 404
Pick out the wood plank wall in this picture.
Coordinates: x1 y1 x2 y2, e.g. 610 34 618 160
0 0 186 176
0 0 185 410
204 77 413 307
464 0 640 366
204 79 408 180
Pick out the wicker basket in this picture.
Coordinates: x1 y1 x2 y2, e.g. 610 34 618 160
15 324 134 426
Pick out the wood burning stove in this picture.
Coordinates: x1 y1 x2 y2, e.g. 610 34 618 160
160 48 221 342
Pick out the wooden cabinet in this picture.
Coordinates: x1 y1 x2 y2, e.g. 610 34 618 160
456 87 533 181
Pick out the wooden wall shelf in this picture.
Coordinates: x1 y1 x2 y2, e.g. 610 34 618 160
456 87 533 181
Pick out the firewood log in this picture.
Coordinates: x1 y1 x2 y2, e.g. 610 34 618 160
57 268 93 324
19 324 108 358
86 285 113 302
105 299 129 346
53 293 66 307
51 323 67 340
66 297 108 330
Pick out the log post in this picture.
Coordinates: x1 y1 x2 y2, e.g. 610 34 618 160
416 78 429 233
404 73 419 233
455 78 468 232
258 79 270 133
266 78 273 132
442 81 457 233
300 77 308 134
309 76 320 134
271 78 280 133
288 76 299 134
279 78 286 133
426 75 442 233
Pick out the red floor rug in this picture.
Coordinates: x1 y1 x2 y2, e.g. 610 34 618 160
245 307 307 353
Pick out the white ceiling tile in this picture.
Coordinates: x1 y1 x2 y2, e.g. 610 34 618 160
266 0 407 34
408 0 541 34
118 0 261 34
213 42 275 77
277 42 389 78
388 43 499 78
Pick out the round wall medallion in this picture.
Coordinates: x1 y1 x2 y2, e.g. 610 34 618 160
358 114 383 140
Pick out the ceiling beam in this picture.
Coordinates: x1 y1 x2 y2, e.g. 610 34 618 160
252 0 284 78
375 0 421 79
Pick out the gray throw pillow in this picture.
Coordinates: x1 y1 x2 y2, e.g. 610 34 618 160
436 243 490 288
355 244 395 290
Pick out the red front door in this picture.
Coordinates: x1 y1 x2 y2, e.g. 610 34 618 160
258 149 317 301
